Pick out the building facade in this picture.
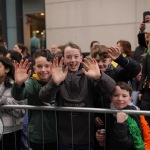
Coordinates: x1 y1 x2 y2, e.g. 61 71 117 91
1 0 150 53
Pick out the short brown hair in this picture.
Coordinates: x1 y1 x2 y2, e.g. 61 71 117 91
91 45 109 59
33 49 52 64
112 81 133 96
63 42 82 56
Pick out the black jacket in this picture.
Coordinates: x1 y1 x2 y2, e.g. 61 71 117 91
105 105 142 150
106 55 141 82
138 32 147 48
133 46 145 63
39 68 116 145
94 55 141 108
139 53 150 102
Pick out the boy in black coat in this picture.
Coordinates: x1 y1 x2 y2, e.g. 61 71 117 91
96 82 144 150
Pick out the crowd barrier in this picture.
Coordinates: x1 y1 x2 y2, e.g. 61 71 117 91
0 105 150 150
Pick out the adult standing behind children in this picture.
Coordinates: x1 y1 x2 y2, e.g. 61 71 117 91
11 49 57 150
136 16 150 125
30 31 40 57
39 42 116 150
138 32 150 126
86 40 100 58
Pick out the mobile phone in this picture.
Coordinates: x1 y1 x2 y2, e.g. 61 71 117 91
143 11 150 23
98 129 105 134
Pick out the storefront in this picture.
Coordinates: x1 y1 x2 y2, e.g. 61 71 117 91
23 0 46 51
0 0 45 51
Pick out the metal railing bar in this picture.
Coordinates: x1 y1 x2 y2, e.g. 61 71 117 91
0 105 150 115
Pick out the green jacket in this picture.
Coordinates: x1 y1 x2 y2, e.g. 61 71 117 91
11 77 56 143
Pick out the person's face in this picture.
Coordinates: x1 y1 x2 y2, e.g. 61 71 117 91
117 42 123 53
94 55 111 72
51 45 58 54
91 42 100 51
13 44 21 53
6 53 15 66
0 62 9 81
111 86 132 109
33 56 51 82
6 53 10 59
64 46 82 71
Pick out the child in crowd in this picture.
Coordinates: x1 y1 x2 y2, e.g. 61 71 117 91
91 45 141 107
91 45 141 149
0 45 7 57
91 45 141 83
11 49 57 150
6 50 22 63
96 82 144 150
0 57 25 150
39 42 116 150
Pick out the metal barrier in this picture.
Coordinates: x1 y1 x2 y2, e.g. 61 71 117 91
1 105 150 115
0 105 150 150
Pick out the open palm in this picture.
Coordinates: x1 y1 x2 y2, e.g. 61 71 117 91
52 57 68 85
14 59 32 85
82 58 101 80
107 47 121 60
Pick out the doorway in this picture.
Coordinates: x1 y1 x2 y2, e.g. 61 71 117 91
26 12 46 49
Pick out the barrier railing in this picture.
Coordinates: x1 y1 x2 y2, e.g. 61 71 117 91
0 105 150 150
0 105 150 115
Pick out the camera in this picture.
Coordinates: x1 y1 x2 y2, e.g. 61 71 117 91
143 11 150 23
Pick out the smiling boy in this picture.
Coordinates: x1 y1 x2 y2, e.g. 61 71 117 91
96 82 144 150
39 42 116 150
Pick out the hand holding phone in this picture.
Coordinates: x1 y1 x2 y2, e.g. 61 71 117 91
143 11 150 23
96 129 105 146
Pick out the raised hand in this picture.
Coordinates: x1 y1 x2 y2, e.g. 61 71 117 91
14 59 32 85
139 22 146 33
51 57 68 85
82 58 101 80
107 47 121 60
116 112 128 123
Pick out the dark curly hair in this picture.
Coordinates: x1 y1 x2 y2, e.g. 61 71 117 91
0 57 14 88
32 49 53 65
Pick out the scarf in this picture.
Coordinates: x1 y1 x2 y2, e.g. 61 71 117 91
126 115 145 150
140 116 150 150
32 74 41 81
